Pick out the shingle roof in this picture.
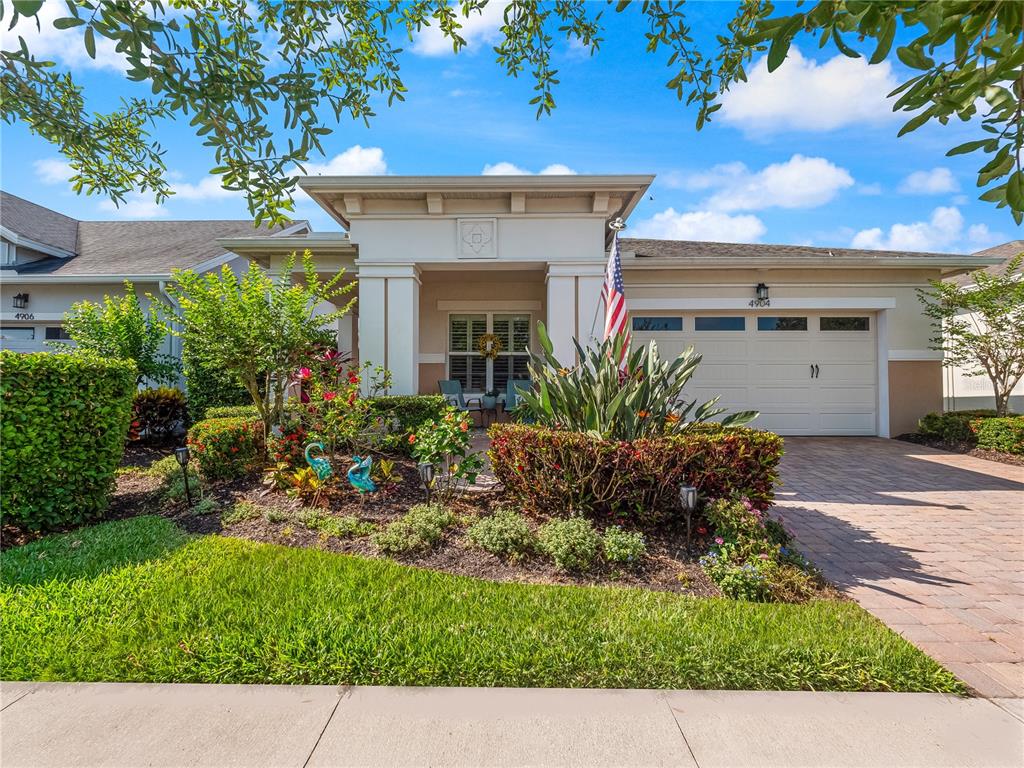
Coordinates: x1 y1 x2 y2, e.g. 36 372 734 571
0 191 79 254
1 190 303 275
619 237 968 261
950 240 1024 286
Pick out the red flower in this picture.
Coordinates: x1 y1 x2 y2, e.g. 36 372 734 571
408 434 416 444
697 526 707 535
298 367 312 380
347 371 360 384
347 391 357 405
323 391 337 401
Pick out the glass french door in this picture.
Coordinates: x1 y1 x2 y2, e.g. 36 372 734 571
448 313 530 393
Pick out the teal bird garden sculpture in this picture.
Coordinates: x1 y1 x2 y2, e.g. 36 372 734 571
347 455 377 501
304 442 333 481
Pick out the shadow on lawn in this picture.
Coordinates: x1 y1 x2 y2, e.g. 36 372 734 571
779 504 965 605
0 516 192 588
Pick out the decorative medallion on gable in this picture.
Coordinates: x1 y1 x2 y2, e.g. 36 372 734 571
457 218 497 259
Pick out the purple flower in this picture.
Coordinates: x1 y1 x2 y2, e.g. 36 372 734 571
714 536 724 545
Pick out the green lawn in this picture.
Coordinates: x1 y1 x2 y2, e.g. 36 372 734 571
1 516 963 693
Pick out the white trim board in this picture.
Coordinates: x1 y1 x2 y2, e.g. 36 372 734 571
437 300 542 311
418 353 445 364
889 349 943 361
628 297 897 311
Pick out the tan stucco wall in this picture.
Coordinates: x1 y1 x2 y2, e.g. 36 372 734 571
889 360 943 436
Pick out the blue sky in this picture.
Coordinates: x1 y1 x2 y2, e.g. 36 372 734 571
1 1 1018 253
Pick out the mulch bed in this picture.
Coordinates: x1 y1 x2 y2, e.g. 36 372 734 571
8 446 839 602
895 433 1024 468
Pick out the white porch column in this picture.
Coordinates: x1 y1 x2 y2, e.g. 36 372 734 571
337 312 354 357
356 263 420 395
546 262 607 363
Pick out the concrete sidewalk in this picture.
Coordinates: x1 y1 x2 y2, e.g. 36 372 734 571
2 683 1022 768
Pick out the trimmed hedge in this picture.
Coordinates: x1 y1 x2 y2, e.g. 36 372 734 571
971 416 1024 455
0 351 136 530
917 409 1005 444
187 416 264 480
182 340 250 422
368 394 449 456
204 404 261 420
489 423 784 525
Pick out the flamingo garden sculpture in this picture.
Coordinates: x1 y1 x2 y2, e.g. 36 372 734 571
347 455 377 504
304 442 333 507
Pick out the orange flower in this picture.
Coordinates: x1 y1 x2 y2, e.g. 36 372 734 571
460 422 469 432
408 434 416 444
637 410 649 418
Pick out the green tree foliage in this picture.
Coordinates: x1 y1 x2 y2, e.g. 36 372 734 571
166 250 354 430
918 253 1024 416
3 1 1020 223
51 281 178 385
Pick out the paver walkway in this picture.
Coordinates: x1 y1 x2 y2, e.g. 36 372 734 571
2 682 1022 767
773 438 1024 698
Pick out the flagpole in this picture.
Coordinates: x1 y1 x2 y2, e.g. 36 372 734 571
590 217 626 340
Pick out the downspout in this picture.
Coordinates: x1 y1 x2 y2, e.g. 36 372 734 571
158 280 184 388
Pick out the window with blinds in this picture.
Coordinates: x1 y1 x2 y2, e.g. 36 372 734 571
448 313 530 392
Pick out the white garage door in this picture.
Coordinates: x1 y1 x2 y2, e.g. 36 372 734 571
631 312 877 435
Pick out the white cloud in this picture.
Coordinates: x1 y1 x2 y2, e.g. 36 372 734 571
411 2 505 56
898 167 958 195
98 193 169 219
35 158 73 185
966 223 1006 250
851 206 964 252
1 2 125 72
481 161 577 175
721 49 900 133
681 154 853 212
632 208 766 243
173 176 236 201
301 146 388 176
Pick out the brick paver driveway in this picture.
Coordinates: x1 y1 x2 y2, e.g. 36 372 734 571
773 438 1024 698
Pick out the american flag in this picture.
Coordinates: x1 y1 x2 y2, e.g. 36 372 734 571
601 226 629 362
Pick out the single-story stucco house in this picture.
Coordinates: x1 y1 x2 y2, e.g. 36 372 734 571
942 239 1024 414
214 174 1004 438
0 191 311 366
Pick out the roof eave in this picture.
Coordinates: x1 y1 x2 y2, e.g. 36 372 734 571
619 255 1006 273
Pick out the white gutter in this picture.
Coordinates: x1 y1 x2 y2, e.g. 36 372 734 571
1 273 172 284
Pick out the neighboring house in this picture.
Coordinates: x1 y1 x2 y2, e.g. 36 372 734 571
218 174 998 438
0 192 310 368
942 240 1024 414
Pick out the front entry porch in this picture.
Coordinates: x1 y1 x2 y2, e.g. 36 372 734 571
355 261 605 398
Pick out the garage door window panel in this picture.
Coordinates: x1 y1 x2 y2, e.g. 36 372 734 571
757 316 808 331
820 317 870 331
695 316 745 331
632 316 683 332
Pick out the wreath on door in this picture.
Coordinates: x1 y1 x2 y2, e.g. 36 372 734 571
476 333 503 360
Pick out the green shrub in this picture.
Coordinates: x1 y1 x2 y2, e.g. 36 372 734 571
187 416 264 481
538 517 601 572
917 409 1003 443
516 322 755 440
205 405 261 420
222 501 262 525
0 352 136 530
700 549 773 601
189 497 219 516
363 394 450 455
182 340 250 422
972 416 1024 455
601 526 646 567
133 387 187 440
489 423 784 525
296 509 375 538
372 503 455 555
466 509 536 560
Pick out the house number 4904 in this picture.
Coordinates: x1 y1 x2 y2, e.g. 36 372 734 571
748 299 770 308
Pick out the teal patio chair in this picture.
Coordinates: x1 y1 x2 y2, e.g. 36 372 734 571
438 379 483 425
504 379 532 422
